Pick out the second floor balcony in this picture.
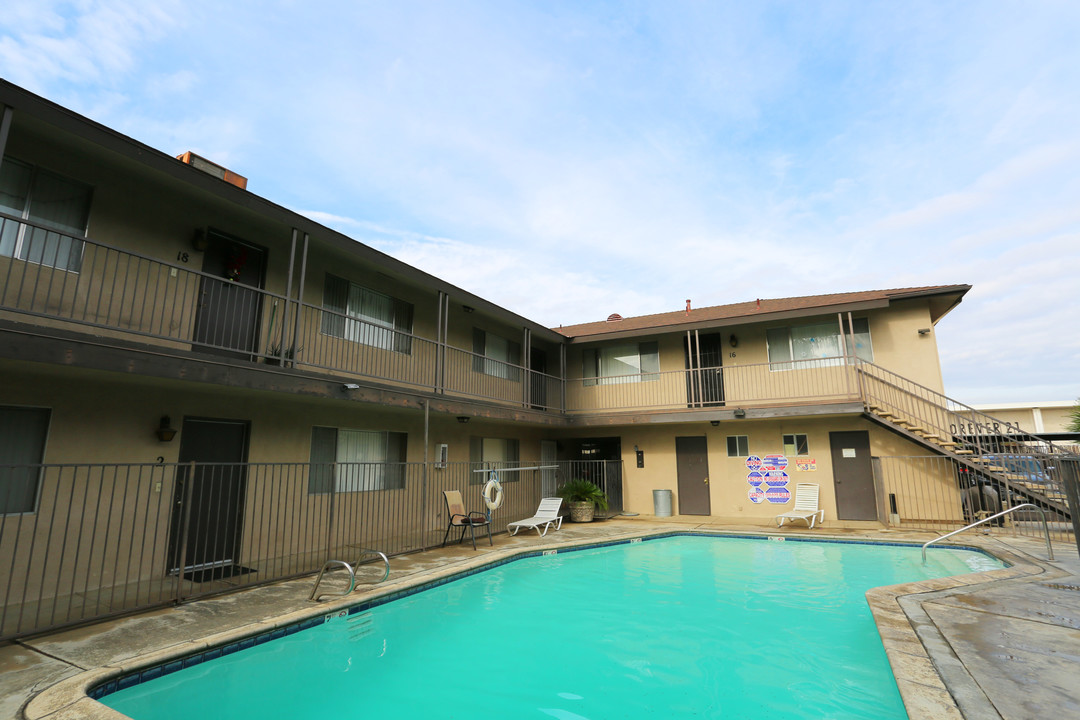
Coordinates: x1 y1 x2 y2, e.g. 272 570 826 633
1 212 871 419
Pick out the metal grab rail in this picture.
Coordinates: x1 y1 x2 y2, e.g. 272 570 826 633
308 549 390 602
921 504 1054 563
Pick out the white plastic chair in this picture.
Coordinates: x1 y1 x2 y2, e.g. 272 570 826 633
775 484 825 529
507 498 564 537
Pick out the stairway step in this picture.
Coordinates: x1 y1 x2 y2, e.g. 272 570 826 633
981 466 1006 472
953 449 974 455
1004 474 1027 481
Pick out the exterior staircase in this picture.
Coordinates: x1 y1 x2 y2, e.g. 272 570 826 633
854 362 1075 523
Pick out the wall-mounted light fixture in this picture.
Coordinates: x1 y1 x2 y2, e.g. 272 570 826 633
917 328 931 336
734 408 747 418
457 416 470 424
191 228 209 252
710 420 720 427
729 334 738 348
155 416 177 442
634 444 645 468
462 306 475 314
342 383 360 390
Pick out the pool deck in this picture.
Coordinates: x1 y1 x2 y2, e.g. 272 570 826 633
3 517 1078 720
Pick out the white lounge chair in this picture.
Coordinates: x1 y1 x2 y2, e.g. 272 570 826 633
775 483 825 529
508 498 564 537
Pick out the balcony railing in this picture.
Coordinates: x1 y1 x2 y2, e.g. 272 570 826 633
0 459 621 642
0 213 563 411
567 357 859 413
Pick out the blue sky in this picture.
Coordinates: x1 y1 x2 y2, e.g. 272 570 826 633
2 1 1078 404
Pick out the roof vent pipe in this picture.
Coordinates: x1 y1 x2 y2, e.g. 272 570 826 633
686 299 691 314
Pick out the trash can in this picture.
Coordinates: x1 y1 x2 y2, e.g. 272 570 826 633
653 489 673 517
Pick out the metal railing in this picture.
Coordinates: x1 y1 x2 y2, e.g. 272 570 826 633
872 455 1073 546
566 357 859 413
0 213 563 412
921 504 1054 563
0 459 621 641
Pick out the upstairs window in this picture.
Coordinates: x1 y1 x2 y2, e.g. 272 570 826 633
321 274 413 354
308 427 408 493
582 342 659 386
766 318 872 370
0 156 91 273
472 328 521 381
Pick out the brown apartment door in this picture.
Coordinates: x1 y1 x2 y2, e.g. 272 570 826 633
676 436 711 515
830 431 876 520
193 230 266 357
168 418 250 574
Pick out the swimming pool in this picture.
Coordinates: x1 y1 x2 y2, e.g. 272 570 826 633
100 535 1003 719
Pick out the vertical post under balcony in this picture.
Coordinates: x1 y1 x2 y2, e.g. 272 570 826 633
278 228 298 364
0 106 12 171
291 233 309 363
560 343 567 413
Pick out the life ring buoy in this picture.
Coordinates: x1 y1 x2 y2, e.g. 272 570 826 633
483 477 504 510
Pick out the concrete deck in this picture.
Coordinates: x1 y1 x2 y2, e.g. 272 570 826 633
2 517 1078 720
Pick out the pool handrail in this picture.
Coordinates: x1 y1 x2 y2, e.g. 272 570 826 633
308 549 390 601
921 503 1054 563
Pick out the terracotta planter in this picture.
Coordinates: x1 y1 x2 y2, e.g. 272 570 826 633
568 501 595 523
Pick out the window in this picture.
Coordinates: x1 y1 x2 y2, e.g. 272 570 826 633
0 406 50 514
0 156 91 273
308 427 407 493
726 435 749 457
783 433 809 456
472 328 521 381
582 342 659 386
469 437 520 484
321 274 413 354
766 318 872 370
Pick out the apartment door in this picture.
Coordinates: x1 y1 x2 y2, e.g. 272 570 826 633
193 230 266 357
530 347 548 410
684 333 725 407
676 436 711 515
829 431 876 520
168 418 250 575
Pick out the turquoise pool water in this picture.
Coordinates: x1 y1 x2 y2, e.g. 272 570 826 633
102 536 1002 719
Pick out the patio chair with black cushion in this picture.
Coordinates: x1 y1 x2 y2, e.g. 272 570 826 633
441 490 492 550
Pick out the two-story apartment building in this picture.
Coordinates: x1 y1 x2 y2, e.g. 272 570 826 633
2 80 1072 640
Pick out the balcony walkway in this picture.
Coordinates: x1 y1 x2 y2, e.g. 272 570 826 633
3 517 1077 720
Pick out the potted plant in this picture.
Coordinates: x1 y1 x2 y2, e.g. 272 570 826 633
265 342 303 367
557 479 609 523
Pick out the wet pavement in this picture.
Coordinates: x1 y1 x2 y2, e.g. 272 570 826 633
2 517 1077 720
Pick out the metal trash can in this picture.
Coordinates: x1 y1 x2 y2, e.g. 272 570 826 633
653 489 673 517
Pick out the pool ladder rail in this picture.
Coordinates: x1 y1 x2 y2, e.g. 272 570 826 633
921 503 1054 564
309 549 390 602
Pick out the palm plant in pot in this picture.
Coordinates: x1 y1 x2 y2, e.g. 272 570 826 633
557 479 608 523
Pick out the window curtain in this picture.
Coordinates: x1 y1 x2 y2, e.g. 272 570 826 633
321 274 413 354
0 157 89 272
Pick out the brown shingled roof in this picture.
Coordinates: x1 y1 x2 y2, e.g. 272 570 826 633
553 285 970 339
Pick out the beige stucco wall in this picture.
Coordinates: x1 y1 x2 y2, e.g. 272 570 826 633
594 415 958 526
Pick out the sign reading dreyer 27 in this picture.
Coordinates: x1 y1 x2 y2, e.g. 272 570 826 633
747 454 791 503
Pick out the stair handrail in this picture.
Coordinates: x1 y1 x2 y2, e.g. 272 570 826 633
921 503 1054 563
854 360 1073 457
